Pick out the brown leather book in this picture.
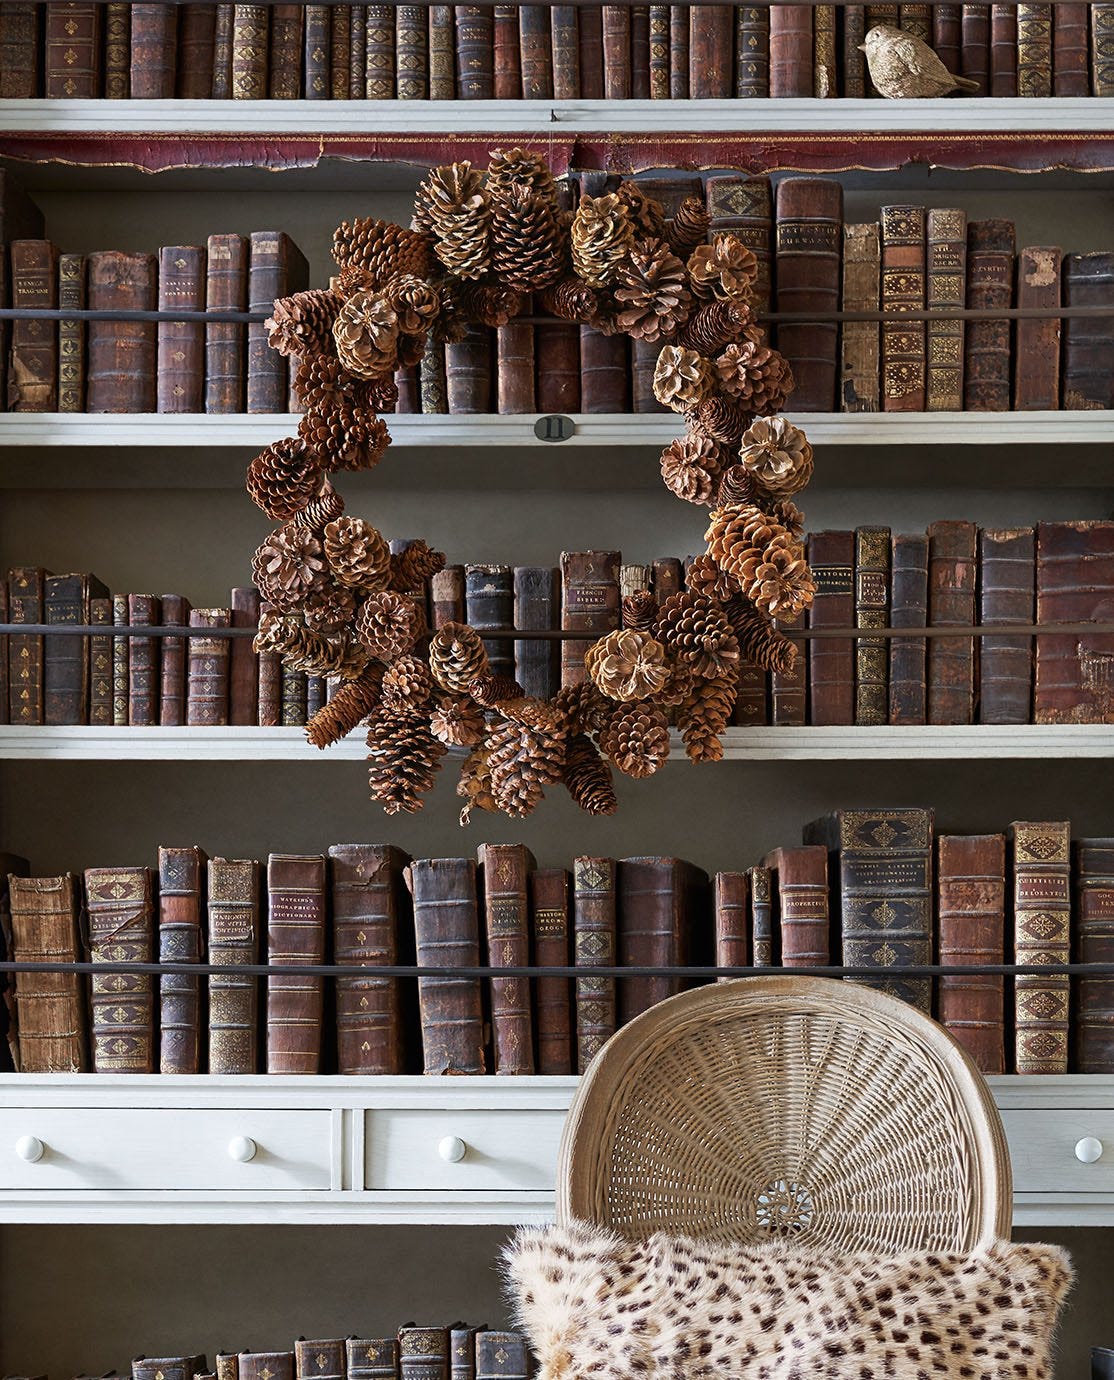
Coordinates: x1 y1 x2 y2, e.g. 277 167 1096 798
1013 246 1061 410
479 842 537 1074
158 845 208 1075
531 867 572 1074
187 607 232 726
514 566 559 700
159 593 191 727
347 1340 398 1380
0 856 29 1069
1063 253 1114 410
126 592 161 726
296 1342 345 1380
813 2 836 94
9 240 59 412
431 564 465 627
157 245 205 414
775 177 843 412
880 204 925 412
707 174 772 314
177 4 218 97
651 556 683 606
768 4 811 95
248 232 308 413
748 864 774 966
979 527 1035 725
266 853 327 1074
925 208 966 412
0 584 6 728
535 323 580 414
400 1331 448 1380
43 573 105 726
89 595 113 725
445 327 492 412
257 625 282 727
770 610 806 725
964 219 1015 412
762 845 828 966
205 233 249 413
519 5 553 95
806 530 854 727
1075 839 1114 1074
713 872 749 974
325 5 349 96
1052 3 1089 95
617 857 707 1024
208 857 261 1074
960 2 990 92
87 251 157 413
0 5 40 97
229 586 259 726
265 2 301 95
853 526 890 726
574 855 616 1069
496 322 535 413
989 3 1017 94
493 4 520 97
86 865 156 1073
735 4 769 95
579 327 628 412
668 4 689 95
134 1357 206 1380
364 4 395 96
840 223 879 413
1011 820 1070 1075
1016 2 1051 95
602 5 630 96
927 519 977 726
630 3 650 95
58 252 86 412
349 5 367 95
9 567 48 724
648 4 668 97
454 5 494 97
212 3 234 95
937 833 1006 1075
240 1357 293 1380
578 3 604 95
420 335 448 413
466 562 514 679
475 1335 526 1380
395 361 420 413
8 874 87 1072
232 3 269 96
130 2 178 96
112 592 129 725
732 657 768 725
888 532 927 724
406 857 486 1074
395 3 428 97
689 5 733 96
560 550 620 688
546 4 578 96
46 2 102 95
839 5 866 95
899 2 931 38
1035 520 1114 723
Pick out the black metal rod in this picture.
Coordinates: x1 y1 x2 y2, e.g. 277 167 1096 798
23 1 1099 11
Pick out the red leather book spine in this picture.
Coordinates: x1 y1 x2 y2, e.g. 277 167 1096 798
230 585 260 725
232 3 270 100
177 5 216 97
932 4 962 74
249 231 308 414
492 4 520 97
617 858 706 1023
535 324 580 413
205 232 249 414
158 845 207 1075
454 5 494 97
806 530 854 726
187 607 231 726
8 240 59 412
602 5 630 97
764 845 828 966
888 532 927 724
519 5 553 96
406 857 486 1075
0 5 39 97
560 550 620 688
304 4 331 97
927 519 978 726
1062 252 1114 410
713 872 749 974
212 3 234 97
85 866 156 1073
768 4 811 97
579 327 628 412
880 204 926 412
479 842 537 1075
1053 3 1089 96
1034 520 1114 723
574 856 616 1070
266 853 328 1074
668 3 689 96
979 527 1034 725
735 4 769 95
158 244 205 414
989 3 1017 95
960 3 990 93
87 251 157 413
774 177 843 411
578 4 604 97
496 321 536 413
127 592 161 726
46 2 102 96
57 252 86 413
268 3 303 96
1012 820 1070 1074
364 4 394 96
964 218 1015 412
938 834 1006 1074
689 5 732 97
158 593 191 726
130 2 178 97
531 868 572 1074
1076 839 1114 1074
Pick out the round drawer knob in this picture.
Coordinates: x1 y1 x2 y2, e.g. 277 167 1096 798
1075 1136 1104 1164
227 1135 257 1163
438 1135 467 1164
15 1135 44 1163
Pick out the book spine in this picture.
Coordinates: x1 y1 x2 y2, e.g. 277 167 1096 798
86 250 157 412
1075 839 1114 1074
774 177 843 411
925 207 967 411
112 592 129 726
735 4 769 95
1012 820 1071 1075
937 833 1006 1074
330 4 352 96
855 525 891 726
479 843 536 1075
560 550 620 688
57 253 86 413
769 846 828 966
399 1331 449 1380
466 562 515 679
1094 3 1114 93
9 568 46 725
396 3 427 96
230 585 260 726
127 592 161 726
630 3 650 96
535 323 580 413
927 519 978 726
158 244 205 413
768 4 811 96
964 218 1015 412
257 598 282 726
574 856 616 1071
492 4 520 97
732 657 768 726
158 594 190 727
932 3 962 75
454 5 494 97
770 610 806 725
0 4 40 97
813 2 836 95
989 2 1017 95
706 174 773 312
689 5 733 97
1014 245 1061 410
651 556 683 606
888 532 927 724
748 865 774 966
44 574 92 727
347 1340 398 1380
1034 519 1114 723
158 845 205 1075
205 232 249 413
9 875 87 1073
365 4 395 96
445 327 492 412
806 530 854 726
979 527 1035 725
496 320 536 413
240 1356 293 1380
960 2 990 92
46 2 102 96
232 3 269 97
578 3 604 96
430 565 465 627
1053 2 1089 95
579 327 629 412
668 3 688 95
713 872 749 973
349 5 366 95
187 607 231 726
207 857 260 1074
880 204 926 412
177 4 216 97
1062 253 1114 410
281 663 307 725
86 866 155 1073
304 4 331 97
89 596 113 725
249 231 307 414
266 853 328 1074
602 6 630 97
212 3 234 96
295 1341 345 1380
130 2 177 96
514 566 559 700
475 1334 526 1380
1016 2 1051 95
648 5 668 97
839 222 879 412
617 858 692 1023
9 240 59 412
519 5 553 96
531 868 572 1074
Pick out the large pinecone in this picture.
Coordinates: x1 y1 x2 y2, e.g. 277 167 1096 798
252 523 326 608
332 289 400 378
653 345 714 411
716 463 759 507
714 331 794 414
685 551 739 603
744 542 816 619
688 393 752 447
571 194 634 288
553 681 609 735
678 299 754 355
367 710 446 814
598 701 671 779
429 621 489 693
385 273 441 336
354 590 426 660
299 403 390 473
773 498 806 542
418 162 491 280
306 664 384 748
655 589 740 679
705 504 815 619
665 196 711 257
613 237 691 343
295 354 394 417
677 673 736 763
540 277 599 324
486 146 559 202
659 431 723 504
246 438 322 521
487 717 566 818
380 654 434 713
445 279 526 328
265 288 341 360
705 502 788 580
722 596 799 675
562 733 618 815
470 672 525 708
430 695 486 747
332 218 433 284
490 186 565 291
301 582 357 633
390 539 446 592
615 180 666 239
688 235 759 303
739 415 814 497
584 628 670 702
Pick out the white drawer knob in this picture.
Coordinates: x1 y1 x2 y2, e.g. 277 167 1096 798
15 1135 44 1163
227 1135 257 1163
1075 1136 1104 1164
438 1135 467 1163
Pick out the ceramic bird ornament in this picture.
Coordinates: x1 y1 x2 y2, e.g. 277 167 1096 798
860 24 981 98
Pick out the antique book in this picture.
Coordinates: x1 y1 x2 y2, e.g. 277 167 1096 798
172 7 210 99
668 4 688 95
496 321 535 413
8 874 87 1073
651 556 683 606
205 232 249 413
89 595 113 725
804 808 934 1013
964 219 1015 412
0 856 30 1070
535 321 580 413
44 572 107 726
475 1335 527 1380
266 853 327 1074
395 362 419 413
400 1330 449 1380
1075 839 1114 1074
519 5 553 95
1014 246 1061 410
112 592 129 726
207 857 261 1074
133 1358 206 1380
927 519 978 726
770 610 806 725
513 566 559 700
131 2 178 96
689 5 733 97
157 245 205 413
806 530 854 727
1063 253 1114 409
575 2 603 95
769 5 811 96
420 335 448 413
899 2 931 38
9 240 59 411
1053 3 1089 95
937 833 1006 1074
1016 3 1052 96
732 654 768 725
580 328 629 412
159 593 191 727
454 5 494 97
841 4 866 96
735 4 769 95
405 857 486 1074
979 527 1035 725
813 2 836 94
774 177 843 411
365 4 395 97
761 845 828 967
648 4 668 97
395 3 428 97
1011 820 1071 1075
479 842 537 1074
451 1327 485 1380
187 608 232 726
0 5 40 96
445 327 491 411
248 232 308 413
431 565 465 627
216 1353 239 1380
9 567 48 724
839 222 880 413
1094 2 1114 93
295 1342 345 1380
347 1341 398 1380
748 865 774 966
303 4 330 97
348 4 367 94
126 592 161 727
1034 520 1114 723
430 6 457 98
617 857 707 1024
630 3 650 96
888 532 928 724
158 845 207 1075
631 337 664 413
880 204 926 412
306 675 325 718
465 563 514 679
57 251 86 412
230 586 260 726
212 4 234 96
532 867 572 1074
855 526 891 726
960 2 990 92
0 583 7 727
231 3 269 97
574 855 617 1071
239 1356 293 1380
601 6 630 97
560 550 620 688
87 250 157 411
86 866 156 1073
713 871 749 973
257 617 281 727
493 4 521 97
989 3 1016 95
46 1 102 95
925 207 967 412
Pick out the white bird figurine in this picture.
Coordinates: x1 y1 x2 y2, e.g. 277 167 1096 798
860 24 981 98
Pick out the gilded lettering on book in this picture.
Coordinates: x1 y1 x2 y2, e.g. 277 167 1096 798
776 223 840 254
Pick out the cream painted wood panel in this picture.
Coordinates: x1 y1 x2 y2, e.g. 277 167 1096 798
366 1109 565 1191
1001 1110 1114 1194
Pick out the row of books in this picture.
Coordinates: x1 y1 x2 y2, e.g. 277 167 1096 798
2 811 1111 1079
4 2 1114 102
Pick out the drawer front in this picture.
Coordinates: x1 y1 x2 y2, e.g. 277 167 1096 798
367 1109 564 1191
0 1108 332 1191
1002 1109 1114 1194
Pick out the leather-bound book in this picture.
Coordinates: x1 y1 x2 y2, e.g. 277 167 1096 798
158 845 207 1075
732 658 768 725
87 251 157 412
735 4 769 95
804 808 934 1012
497 321 535 412
519 5 553 95
0 5 39 97
689 5 733 97
0 584 6 728
713 872 749 974
1016 3 1051 95
327 5 350 96
395 4 428 97
648 5 668 97
400 1331 449 1380
574 855 617 1069
631 338 665 413
306 676 325 717
989 3 1017 94
493 5 521 98
579 326 628 411
406 858 486 1074
205 233 249 413
134 1358 206 1380
925 208 966 412
112 593 129 725
212 3 234 96
240 1357 293 1380
431 565 465 627
513 566 559 700
158 594 191 727
880 204 925 412
0 857 29 1069
979 527 1035 725
445 327 492 411
9 240 59 412
232 3 269 96
126 592 161 726
451 1328 485 1380
854 526 890 725
395 362 420 413
187 607 231 726
577 3 604 95
762 845 828 967
46 2 102 95
960 3 990 92
330 843 411 1075
85 866 156 1073
296 1342 344 1380
266 853 327 1074
208 857 261 1074
617 857 707 1024
933 5 963 86
281 664 307 724
651 556 683 606
768 5 811 95
535 322 580 414
937 834 1005 1074
1014 246 1061 410
257 622 281 727
454 6 494 97
106 6 130 100
365 5 395 96
1063 253 1114 409
303 5 330 97
806 530 854 727
248 232 308 413
813 2 836 95
748 865 774 966
668 4 689 96
964 219 1015 412
420 335 448 413
888 532 927 724
560 550 620 688
770 611 806 725
840 5 866 96
927 519 977 726
216 1355 239 1380
602 6 630 96
466 563 514 679
58 252 86 412
44 573 108 726
551 5 579 96
350 5 367 95
1034 520 1114 723
9 567 48 725
840 223 879 412
479 842 537 1074
707 174 773 313
775 177 843 411
131 2 178 96
532 867 572 1074
8 874 87 1073
1094 3 1114 93
157 245 205 413
229 586 259 726
1011 820 1071 1075
1053 3 1089 95
1075 839 1114 1074
475 1336 526 1380
89 595 113 725
630 4 650 96
348 1341 398 1380
899 2 930 38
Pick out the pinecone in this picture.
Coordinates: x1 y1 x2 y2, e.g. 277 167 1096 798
570 194 635 288
688 393 752 447
470 672 525 708
486 147 559 203
613 237 691 343
773 498 806 542
540 277 599 324
252 523 327 608
653 345 714 411
487 716 566 818
688 235 759 303
660 431 723 504
332 289 400 378
294 477 346 531
457 744 498 824
599 701 671 779
739 415 814 497
380 653 434 712
299 401 391 473
562 733 618 815
385 273 441 335
665 196 711 257
332 218 433 284
714 332 794 414
622 589 658 633
677 672 736 763
390 540 447 593
429 621 489 693
678 299 754 355
584 628 671 702
294 354 361 414
705 503 791 583
354 590 426 660
301 582 357 633
255 612 370 680
430 695 486 747
716 463 759 507
553 681 609 735
615 181 666 239
265 289 341 360
306 664 384 748
418 162 491 280
655 589 740 678
658 661 698 710
446 280 527 329
323 516 392 591
743 540 817 619
722 596 799 675
685 552 739 603
490 186 565 291
246 438 322 521
366 710 446 815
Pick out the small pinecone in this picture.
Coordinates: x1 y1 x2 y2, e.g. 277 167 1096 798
470 672 525 707
739 415 814 497
615 180 666 239
686 552 739 603
295 353 354 413
246 437 322 521
613 237 692 344
553 681 609 735
255 613 370 680
252 523 326 608
294 478 346 532
390 540 447 592
722 596 799 676
660 430 723 504
599 700 671 779
430 695 486 747
658 661 698 710
332 289 400 378
418 162 491 280
306 665 384 748
705 502 791 583
265 289 341 359
354 590 426 660
716 463 759 507
323 516 391 591
688 235 758 303
301 582 357 633
429 621 489 693
367 710 446 815
744 540 817 619
540 277 599 324
562 733 618 815
665 196 711 257
655 589 740 679
653 345 714 412
487 717 566 818
490 186 566 291
570 194 635 288
299 403 391 473
457 744 498 824
447 278 527 328
622 589 658 633
385 273 441 335
678 299 754 355
678 673 737 763
333 217 433 284
584 627 671 702
486 146 559 203
773 498 806 542
688 393 752 447
714 332 794 414
380 653 434 712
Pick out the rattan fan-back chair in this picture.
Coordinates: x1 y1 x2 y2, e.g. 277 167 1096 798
557 975 1012 1255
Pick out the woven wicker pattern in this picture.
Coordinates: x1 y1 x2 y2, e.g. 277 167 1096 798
557 976 1012 1254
